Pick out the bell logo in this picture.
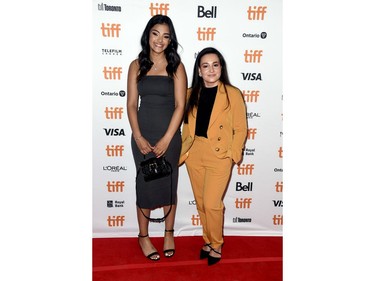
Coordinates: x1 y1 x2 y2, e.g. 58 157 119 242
197 6 217 18
242 90 260 102
107 215 125 227
101 23 121 37
247 128 257 140
237 164 254 175
197 27 216 41
275 181 283 192
149 3 169 16
244 50 263 63
247 6 267 20
191 214 202 226
107 181 125 192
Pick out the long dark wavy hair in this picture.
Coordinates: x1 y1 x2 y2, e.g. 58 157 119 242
137 15 181 82
183 47 232 124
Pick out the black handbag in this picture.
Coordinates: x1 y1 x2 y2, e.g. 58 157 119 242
136 156 173 223
140 156 171 182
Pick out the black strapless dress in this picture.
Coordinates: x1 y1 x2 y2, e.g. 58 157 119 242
131 76 181 209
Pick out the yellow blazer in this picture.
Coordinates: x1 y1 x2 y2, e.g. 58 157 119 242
180 82 248 165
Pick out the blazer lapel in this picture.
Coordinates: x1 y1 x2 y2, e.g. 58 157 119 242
208 83 227 128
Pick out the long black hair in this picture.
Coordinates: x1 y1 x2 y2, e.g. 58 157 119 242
183 47 232 123
137 15 181 81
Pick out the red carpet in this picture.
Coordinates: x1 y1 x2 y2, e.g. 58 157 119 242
93 235 282 281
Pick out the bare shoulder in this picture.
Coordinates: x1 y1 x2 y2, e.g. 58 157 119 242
128 59 140 72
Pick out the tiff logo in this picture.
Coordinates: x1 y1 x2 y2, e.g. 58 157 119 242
273 215 283 225
237 164 254 175
235 198 252 208
197 27 216 41
105 107 124 119
244 50 263 63
106 145 124 157
247 6 267 20
247 128 257 140
275 181 283 192
278 147 283 158
103 66 122 80
149 3 169 16
107 215 125 227
242 90 260 102
107 181 125 192
101 23 121 37
191 214 202 226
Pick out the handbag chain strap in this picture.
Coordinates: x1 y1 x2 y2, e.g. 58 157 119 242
136 157 173 223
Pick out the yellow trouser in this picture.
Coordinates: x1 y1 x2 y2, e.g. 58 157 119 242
185 136 232 249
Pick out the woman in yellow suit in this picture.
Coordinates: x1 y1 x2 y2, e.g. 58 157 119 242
180 47 248 265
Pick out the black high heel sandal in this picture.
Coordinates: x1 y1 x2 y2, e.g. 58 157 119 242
138 234 160 261
200 243 211 259
208 247 222 266
163 229 175 258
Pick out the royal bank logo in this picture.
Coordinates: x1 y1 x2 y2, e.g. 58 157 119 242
244 148 255 156
107 200 125 208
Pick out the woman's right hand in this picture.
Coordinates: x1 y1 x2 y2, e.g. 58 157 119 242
135 136 154 155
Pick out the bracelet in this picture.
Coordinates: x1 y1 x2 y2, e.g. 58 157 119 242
134 135 143 141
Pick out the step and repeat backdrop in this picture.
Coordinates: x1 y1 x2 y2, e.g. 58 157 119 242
93 0 282 238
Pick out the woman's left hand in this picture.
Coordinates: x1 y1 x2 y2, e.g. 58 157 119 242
153 138 170 158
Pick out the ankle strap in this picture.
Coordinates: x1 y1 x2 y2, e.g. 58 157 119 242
138 233 149 238
165 229 174 233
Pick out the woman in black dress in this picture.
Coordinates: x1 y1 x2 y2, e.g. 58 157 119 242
127 15 187 261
